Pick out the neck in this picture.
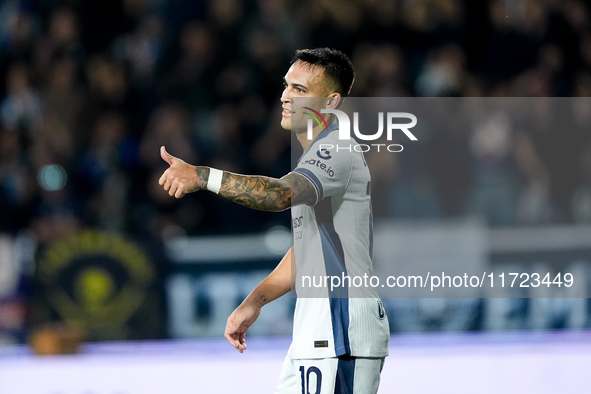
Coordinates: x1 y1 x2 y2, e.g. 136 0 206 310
295 124 323 151
294 113 334 151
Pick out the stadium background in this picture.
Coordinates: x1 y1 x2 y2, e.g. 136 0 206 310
1 0 591 393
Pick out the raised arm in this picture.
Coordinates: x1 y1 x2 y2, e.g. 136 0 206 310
224 246 294 353
158 146 316 210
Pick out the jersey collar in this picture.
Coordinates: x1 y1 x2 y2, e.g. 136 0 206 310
300 122 339 159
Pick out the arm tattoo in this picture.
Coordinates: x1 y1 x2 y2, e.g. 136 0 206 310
218 172 291 211
289 172 317 207
259 295 269 304
209 171 317 212
195 167 210 190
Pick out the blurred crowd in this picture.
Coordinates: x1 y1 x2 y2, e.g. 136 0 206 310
1 0 591 245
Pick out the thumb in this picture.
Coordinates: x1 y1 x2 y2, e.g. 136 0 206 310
160 146 175 166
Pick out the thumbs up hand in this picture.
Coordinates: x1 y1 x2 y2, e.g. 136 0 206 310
158 146 202 198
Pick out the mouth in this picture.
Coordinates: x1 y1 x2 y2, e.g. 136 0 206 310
282 107 293 117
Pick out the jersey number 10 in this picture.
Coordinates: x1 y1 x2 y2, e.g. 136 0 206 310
299 366 322 394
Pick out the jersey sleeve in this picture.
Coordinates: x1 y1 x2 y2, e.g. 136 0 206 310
293 139 352 205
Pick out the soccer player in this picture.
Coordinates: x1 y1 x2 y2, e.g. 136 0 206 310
159 48 389 393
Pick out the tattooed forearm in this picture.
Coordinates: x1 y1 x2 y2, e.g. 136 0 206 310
218 172 291 211
289 173 317 207
208 171 317 211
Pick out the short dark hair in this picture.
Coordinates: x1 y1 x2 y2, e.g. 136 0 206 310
291 48 355 97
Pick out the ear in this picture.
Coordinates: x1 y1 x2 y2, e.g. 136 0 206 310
326 93 341 109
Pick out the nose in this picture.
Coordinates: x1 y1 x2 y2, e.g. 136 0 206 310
280 87 291 104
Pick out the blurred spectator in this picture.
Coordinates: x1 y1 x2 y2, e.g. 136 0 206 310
0 127 35 233
415 43 467 96
353 43 410 96
513 129 553 225
33 6 84 78
1 62 41 133
466 108 519 226
42 57 85 147
0 3 38 63
0 0 589 237
483 0 539 84
111 14 165 88
572 142 591 223
77 111 137 232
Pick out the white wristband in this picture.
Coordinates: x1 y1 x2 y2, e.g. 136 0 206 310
206 168 223 194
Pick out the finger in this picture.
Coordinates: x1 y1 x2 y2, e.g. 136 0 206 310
239 333 247 350
160 146 174 166
163 177 172 192
175 186 185 199
224 331 235 346
158 170 168 186
224 332 243 353
224 319 243 353
236 339 244 353
169 182 178 197
225 319 244 353
172 182 186 199
236 340 244 353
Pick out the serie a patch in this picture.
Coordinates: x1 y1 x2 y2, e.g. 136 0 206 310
314 340 328 348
